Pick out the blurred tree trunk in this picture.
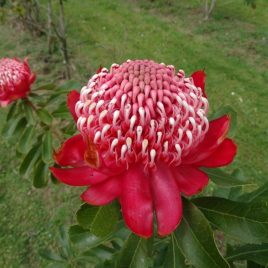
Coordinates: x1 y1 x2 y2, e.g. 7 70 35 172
55 0 71 79
204 0 216 20
47 0 53 55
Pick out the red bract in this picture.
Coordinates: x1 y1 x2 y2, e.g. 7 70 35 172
50 60 237 238
0 58 35 107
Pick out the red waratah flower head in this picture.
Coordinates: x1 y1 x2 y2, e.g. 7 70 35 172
0 58 36 107
51 60 237 238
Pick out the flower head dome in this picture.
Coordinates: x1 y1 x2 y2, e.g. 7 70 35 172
0 58 35 107
76 60 209 170
51 60 237 238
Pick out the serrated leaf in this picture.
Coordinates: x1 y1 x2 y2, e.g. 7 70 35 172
77 202 119 237
33 160 49 188
37 109 53 125
175 199 230 268
19 144 41 177
203 168 255 188
193 197 268 244
115 233 153 268
42 130 53 163
227 243 268 265
163 234 188 268
17 125 36 154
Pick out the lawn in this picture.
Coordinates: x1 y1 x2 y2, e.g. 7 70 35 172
0 0 267 266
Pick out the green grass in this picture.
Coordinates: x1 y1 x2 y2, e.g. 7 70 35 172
0 0 268 266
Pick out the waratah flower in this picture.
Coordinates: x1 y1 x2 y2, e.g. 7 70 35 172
0 58 36 107
51 60 237 237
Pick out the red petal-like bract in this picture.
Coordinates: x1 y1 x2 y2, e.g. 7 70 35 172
0 58 35 107
191 70 207 97
152 163 182 236
51 60 237 238
54 134 86 167
67 90 80 122
81 175 121 206
121 166 153 238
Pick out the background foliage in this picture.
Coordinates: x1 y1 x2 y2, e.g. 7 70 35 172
0 0 267 267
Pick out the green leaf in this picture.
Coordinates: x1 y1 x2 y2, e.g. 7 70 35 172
1 116 22 138
34 83 57 91
163 234 188 268
247 261 265 268
23 102 35 125
42 130 53 163
68 225 112 249
210 105 237 136
115 233 153 268
10 117 27 141
193 197 268 244
19 144 41 177
77 202 119 237
17 125 36 154
37 109 53 125
6 102 18 121
39 249 64 262
239 182 268 203
203 168 255 188
175 199 230 268
33 160 49 188
227 243 268 265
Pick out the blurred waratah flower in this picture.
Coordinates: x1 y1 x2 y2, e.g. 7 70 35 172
0 58 36 107
50 60 237 237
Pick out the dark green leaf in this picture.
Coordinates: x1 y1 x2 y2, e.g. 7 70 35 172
203 168 255 188
34 83 57 91
42 130 53 163
1 116 22 138
37 109 53 125
23 102 35 125
39 249 64 262
33 160 49 188
6 102 17 121
247 261 265 268
77 202 119 237
227 243 268 265
193 197 268 244
68 225 112 249
17 125 36 154
11 117 27 141
175 199 229 268
239 182 268 203
19 144 41 176
115 233 153 268
163 234 188 268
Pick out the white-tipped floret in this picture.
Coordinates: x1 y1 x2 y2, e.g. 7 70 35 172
150 149 156 164
121 144 128 159
113 110 120 125
136 126 143 142
142 139 149 154
130 115 137 131
94 131 101 143
126 137 132 150
110 138 118 152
